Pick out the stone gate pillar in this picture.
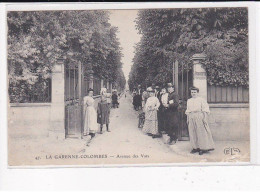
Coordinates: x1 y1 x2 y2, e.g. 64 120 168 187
192 53 207 100
49 57 65 139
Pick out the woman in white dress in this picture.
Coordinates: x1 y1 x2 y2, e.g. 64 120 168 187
83 88 98 138
185 86 215 155
142 87 161 138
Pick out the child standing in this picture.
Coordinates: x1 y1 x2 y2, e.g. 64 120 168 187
97 94 111 134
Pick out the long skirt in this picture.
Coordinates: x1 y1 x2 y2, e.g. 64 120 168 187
142 110 159 135
158 107 167 133
97 103 110 125
165 109 179 140
136 95 142 107
187 112 215 150
84 106 98 135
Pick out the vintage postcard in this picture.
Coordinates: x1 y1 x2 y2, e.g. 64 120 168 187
7 3 252 167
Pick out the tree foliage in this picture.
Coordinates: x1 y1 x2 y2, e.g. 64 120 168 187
129 8 248 91
8 10 125 102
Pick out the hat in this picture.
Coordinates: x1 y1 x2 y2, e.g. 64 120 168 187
155 86 160 89
167 83 174 88
88 88 94 92
146 87 153 92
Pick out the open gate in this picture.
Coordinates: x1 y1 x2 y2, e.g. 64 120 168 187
174 61 193 141
64 62 84 138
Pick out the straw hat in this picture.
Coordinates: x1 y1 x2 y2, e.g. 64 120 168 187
147 87 155 92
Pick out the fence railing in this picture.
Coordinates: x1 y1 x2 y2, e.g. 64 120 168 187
9 78 51 103
9 67 113 104
207 85 249 103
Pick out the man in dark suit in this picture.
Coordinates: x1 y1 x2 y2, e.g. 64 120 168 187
155 85 160 99
165 83 180 145
136 84 143 110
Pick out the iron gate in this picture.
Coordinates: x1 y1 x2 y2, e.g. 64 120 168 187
64 62 83 138
174 61 193 141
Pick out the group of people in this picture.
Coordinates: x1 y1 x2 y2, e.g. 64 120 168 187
133 83 215 155
83 88 119 140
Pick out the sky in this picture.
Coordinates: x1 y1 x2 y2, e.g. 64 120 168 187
109 10 141 81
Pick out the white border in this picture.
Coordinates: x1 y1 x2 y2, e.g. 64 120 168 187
2 1 258 168
4 2 257 11
1 1 260 190
248 1 258 165
256 2 260 165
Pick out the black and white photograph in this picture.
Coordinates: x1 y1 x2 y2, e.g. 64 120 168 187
6 5 251 166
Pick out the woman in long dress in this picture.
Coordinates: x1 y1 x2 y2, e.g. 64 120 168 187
142 87 161 138
185 86 215 155
83 88 98 138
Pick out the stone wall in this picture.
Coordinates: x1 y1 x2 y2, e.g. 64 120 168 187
209 104 250 141
8 104 51 138
8 96 102 139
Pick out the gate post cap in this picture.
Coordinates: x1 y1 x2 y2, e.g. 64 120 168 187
192 53 206 61
56 56 66 64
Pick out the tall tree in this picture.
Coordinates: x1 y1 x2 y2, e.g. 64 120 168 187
8 10 125 102
129 8 248 91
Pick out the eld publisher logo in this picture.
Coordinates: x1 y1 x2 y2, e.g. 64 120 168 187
224 147 241 155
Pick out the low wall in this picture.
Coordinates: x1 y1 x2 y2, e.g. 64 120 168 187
208 103 250 141
9 96 102 139
8 103 51 138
